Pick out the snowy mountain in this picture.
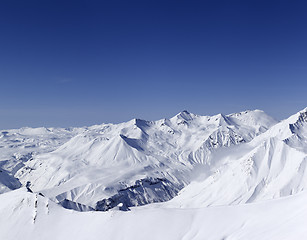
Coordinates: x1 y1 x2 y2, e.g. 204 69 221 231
10 109 276 209
0 127 82 193
167 108 307 208
1 108 307 239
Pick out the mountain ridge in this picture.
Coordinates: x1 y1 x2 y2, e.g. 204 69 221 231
0 108 305 211
1 108 307 240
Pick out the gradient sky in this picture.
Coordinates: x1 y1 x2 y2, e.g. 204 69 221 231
0 0 306 129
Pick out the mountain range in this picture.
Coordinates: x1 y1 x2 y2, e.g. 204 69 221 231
0 108 307 239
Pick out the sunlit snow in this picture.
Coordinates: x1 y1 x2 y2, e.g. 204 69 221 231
1 108 307 239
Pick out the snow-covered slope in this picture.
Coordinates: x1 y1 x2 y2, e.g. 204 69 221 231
167 108 307 208
11 110 276 208
0 127 81 193
2 108 307 239
1 187 307 240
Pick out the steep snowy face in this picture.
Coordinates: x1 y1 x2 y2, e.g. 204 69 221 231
284 108 307 153
168 108 307 208
9 110 277 209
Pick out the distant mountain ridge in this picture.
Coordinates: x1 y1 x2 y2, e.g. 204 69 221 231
0 109 280 209
2 108 307 240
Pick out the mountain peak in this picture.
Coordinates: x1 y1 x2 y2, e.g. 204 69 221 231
227 109 277 130
299 107 307 114
174 110 196 121
284 107 307 125
181 110 190 114
288 107 307 127
211 113 232 126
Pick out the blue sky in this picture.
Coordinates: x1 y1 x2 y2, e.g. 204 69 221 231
0 0 306 128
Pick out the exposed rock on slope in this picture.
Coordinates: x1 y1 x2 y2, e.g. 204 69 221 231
96 177 180 211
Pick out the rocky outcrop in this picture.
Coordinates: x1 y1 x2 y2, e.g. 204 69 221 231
96 178 180 211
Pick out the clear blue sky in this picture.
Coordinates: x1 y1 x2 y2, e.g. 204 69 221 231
0 0 306 128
